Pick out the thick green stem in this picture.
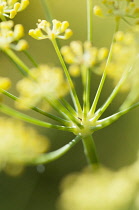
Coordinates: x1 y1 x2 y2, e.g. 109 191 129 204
32 135 81 164
82 135 99 169
52 39 82 115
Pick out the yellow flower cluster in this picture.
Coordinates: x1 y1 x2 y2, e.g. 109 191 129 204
107 27 139 96
0 117 49 175
61 41 108 77
16 65 69 110
0 76 11 90
58 163 139 210
93 0 139 22
29 19 73 41
0 0 29 19
0 20 28 51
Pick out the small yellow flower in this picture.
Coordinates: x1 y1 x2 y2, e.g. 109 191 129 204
0 20 28 50
29 19 73 41
94 0 139 22
0 0 29 19
0 117 49 175
0 76 11 90
61 41 108 76
16 65 69 110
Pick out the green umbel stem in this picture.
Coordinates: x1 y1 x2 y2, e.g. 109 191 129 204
87 0 93 42
82 135 99 169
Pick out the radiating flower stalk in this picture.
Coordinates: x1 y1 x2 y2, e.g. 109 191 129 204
0 0 139 175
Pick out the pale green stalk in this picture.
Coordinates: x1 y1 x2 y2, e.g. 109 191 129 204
23 50 38 67
82 135 99 169
4 48 30 75
89 20 120 116
1 89 70 125
0 104 73 132
52 39 82 115
87 0 93 42
92 66 133 122
32 135 81 164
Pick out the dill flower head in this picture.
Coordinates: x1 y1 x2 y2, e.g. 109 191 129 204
0 76 11 90
0 117 49 175
0 0 29 19
16 65 69 110
61 41 108 77
29 19 73 41
0 20 28 51
93 0 139 22
58 165 139 210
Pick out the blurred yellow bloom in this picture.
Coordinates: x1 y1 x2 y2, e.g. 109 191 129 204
0 20 28 50
0 76 11 90
58 162 139 210
93 0 139 21
0 117 49 175
29 19 73 41
0 0 29 19
61 41 108 77
16 65 69 110
106 26 139 108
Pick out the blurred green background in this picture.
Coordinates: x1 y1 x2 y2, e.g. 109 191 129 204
1 0 139 209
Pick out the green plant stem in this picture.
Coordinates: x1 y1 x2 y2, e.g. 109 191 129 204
46 97 83 129
93 101 139 131
40 0 53 22
87 0 93 42
92 65 133 121
1 89 70 125
52 39 82 115
0 103 73 132
60 98 77 117
4 48 30 76
89 20 120 116
82 135 99 169
32 135 81 164
23 50 38 67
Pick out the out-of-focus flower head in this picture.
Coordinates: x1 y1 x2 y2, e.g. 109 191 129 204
58 162 139 210
0 0 29 19
61 41 108 77
0 76 11 90
0 117 49 176
0 20 28 51
106 26 139 107
93 0 139 23
16 65 69 110
29 19 73 41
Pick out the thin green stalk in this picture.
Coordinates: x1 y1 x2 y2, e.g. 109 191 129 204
0 15 7 21
0 103 73 132
46 97 83 129
40 0 53 22
82 135 99 169
52 39 82 115
32 135 81 164
93 101 139 131
60 98 77 117
1 89 70 125
87 0 93 42
4 48 30 75
93 66 133 121
23 50 38 67
89 20 120 116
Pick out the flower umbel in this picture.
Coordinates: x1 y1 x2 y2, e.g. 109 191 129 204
61 41 108 76
29 19 73 40
0 20 28 51
0 0 29 19
16 65 69 110
0 117 49 175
